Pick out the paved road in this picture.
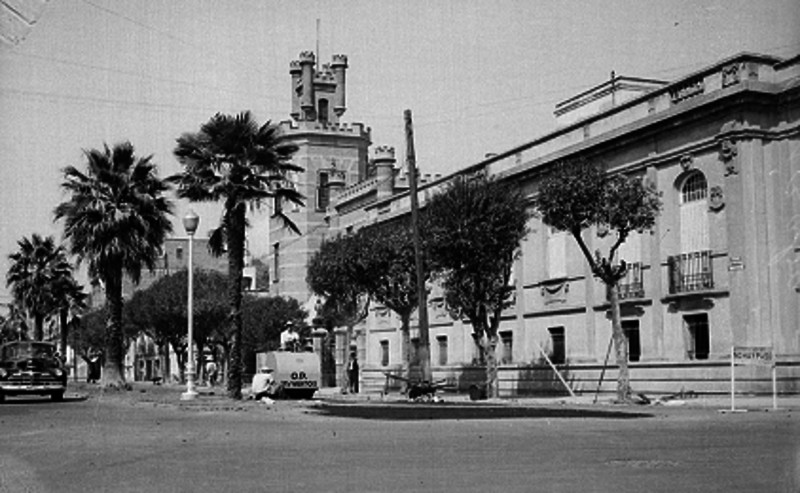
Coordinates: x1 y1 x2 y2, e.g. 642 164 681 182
0 388 798 493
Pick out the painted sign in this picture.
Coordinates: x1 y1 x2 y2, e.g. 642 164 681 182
732 346 774 366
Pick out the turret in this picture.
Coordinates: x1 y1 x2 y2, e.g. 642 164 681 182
298 51 316 120
373 146 396 200
289 60 302 120
331 54 348 117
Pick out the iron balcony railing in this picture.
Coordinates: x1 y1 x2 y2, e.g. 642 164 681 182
668 250 714 294
617 262 645 300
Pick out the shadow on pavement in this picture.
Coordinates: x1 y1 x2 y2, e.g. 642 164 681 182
0 395 88 405
309 402 653 420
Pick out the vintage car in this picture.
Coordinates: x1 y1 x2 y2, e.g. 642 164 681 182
0 341 67 402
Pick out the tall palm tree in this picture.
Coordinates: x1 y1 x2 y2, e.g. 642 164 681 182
169 111 302 399
6 234 71 341
55 142 173 388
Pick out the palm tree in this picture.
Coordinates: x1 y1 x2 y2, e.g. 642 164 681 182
52 276 87 357
6 234 72 341
169 111 302 399
54 142 173 388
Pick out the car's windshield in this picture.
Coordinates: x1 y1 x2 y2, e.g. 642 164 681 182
1 342 57 361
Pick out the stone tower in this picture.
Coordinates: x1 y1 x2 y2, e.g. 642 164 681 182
269 51 372 303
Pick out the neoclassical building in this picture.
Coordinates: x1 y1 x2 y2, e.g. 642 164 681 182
271 51 800 397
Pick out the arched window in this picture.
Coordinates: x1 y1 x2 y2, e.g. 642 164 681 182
681 171 708 203
671 170 713 293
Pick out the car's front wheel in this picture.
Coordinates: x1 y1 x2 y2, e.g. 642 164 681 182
51 390 64 402
0 391 5 403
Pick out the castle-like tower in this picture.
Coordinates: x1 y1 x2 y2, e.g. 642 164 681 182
269 51 372 303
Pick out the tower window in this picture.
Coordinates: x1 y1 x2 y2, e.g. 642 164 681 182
176 247 183 261
318 98 329 124
317 171 330 211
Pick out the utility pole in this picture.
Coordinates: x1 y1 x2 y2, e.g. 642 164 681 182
404 109 432 383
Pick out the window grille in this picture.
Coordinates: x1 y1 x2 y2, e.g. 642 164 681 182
681 172 708 203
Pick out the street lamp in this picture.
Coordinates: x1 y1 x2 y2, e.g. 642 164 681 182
181 210 199 401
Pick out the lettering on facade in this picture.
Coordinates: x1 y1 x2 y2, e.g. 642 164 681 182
732 346 774 366
670 78 705 104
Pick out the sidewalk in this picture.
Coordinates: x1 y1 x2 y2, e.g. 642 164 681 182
319 387 800 412
68 381 800 413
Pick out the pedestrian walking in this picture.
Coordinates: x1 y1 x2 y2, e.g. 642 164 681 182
206 360 218 386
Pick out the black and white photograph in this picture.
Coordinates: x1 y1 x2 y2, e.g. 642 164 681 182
1 1 799 491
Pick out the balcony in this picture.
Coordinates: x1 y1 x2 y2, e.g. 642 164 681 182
668 250 714 294
617 262 645 300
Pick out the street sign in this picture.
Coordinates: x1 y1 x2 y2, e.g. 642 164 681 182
728 346 777 412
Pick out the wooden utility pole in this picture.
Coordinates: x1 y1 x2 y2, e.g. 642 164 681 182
405 109 432 383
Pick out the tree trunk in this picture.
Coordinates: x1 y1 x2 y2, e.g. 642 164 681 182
33 313 44 341
400 313 411 386
226 202 246 400
59 308 69 356
170 341 186 384
102 269 127 389
484 333 499 398
159 339 170 383
340 325 353 393
608 284 631 402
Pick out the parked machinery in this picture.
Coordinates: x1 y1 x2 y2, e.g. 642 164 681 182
255 351 320 399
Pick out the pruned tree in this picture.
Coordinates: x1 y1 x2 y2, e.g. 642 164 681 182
241 295 308 373
69 306 107 362
307 233 371 392
425 174 530 398
534 160 661 403
124 269 229 384
358 222 426 381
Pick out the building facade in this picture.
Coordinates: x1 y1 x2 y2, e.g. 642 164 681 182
286 51 800 397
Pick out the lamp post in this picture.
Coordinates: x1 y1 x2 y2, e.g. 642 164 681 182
181 210 199 401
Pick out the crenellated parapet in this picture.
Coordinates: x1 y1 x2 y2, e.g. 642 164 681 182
279 119 371 140
288 51 350 122
298 51 315 64
373 145 395 162
334 176 380 204
315 63 336 82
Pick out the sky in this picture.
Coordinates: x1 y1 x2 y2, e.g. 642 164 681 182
1 0 799 304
